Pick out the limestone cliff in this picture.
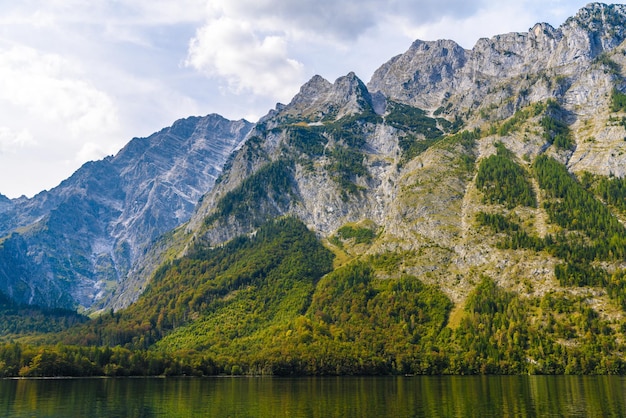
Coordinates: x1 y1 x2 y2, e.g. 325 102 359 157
0 114 253 309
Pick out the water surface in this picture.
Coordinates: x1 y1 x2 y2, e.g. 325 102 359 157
1 375 625 417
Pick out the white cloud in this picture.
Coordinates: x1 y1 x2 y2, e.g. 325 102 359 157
0 43 122 197
183 0 386 102
182 0 493 103
186 16 305 100
0 127 35 155
203 0 378 40
0 44 120 142
75 141 111 163
0 0 207 27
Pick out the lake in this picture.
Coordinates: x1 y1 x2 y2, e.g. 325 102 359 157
1 375 625 417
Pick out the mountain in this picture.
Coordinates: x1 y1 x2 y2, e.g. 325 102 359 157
0 194 10 214
3 3 626 376
82 2 626 371
183 4 626 262
0 114 253 310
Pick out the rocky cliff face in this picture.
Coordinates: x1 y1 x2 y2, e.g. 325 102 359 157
368 3 626 114
0 114 253 309
187 72 382 235
0 194 10 214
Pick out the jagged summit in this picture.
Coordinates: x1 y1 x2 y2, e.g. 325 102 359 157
565 2 626 43
368 39 467 109
262 72 375 127
368 2 626 113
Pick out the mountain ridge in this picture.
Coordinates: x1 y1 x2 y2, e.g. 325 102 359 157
171 2 626 308
0 113 253 310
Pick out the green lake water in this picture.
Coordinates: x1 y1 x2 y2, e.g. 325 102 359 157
1 375 625 417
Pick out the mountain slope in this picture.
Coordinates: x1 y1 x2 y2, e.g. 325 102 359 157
0 114 253 310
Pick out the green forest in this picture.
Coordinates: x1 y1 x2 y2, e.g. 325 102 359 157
476 142 536 208
2 210 626 377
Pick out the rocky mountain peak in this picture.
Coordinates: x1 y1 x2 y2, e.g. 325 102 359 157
293 74 334 103
328 72 374 118
554 3 626 64
263 72 374 126
368 3 626 115
0 113 254 310
566 2 626 36
367 39 467 109
0 194 10 215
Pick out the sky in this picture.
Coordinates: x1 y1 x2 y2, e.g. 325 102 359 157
0 0 621 198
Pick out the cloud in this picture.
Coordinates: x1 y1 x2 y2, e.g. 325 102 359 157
0 44 120 142
0 0 207 26
0 127 35 155
205 0 378 41
0 43 122 196
184 0 378 101
185 16 305 100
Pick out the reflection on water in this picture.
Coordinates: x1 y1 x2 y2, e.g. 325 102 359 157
1 375 625 417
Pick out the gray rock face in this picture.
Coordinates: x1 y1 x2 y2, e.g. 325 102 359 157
0 194 11 214
188 72 380 237
368 3 626 114
368 39 468 109
262 72 377 126
0 114 253 309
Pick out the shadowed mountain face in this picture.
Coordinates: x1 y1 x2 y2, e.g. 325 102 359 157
0 114 253 309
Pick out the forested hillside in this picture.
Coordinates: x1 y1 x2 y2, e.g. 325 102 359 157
1 215 625 376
